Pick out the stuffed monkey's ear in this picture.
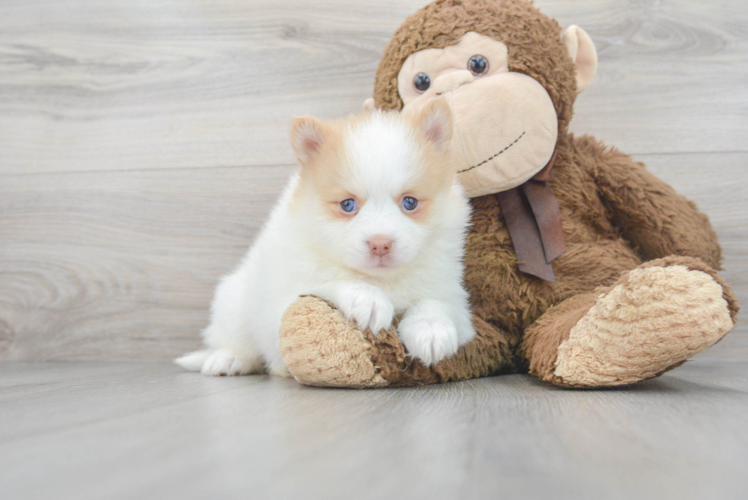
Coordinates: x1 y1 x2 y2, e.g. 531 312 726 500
290 116 329 167
362 98 376 113
562 25 597 92
415 98 453 152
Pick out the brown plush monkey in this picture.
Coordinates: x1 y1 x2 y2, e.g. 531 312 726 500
278 0 738 388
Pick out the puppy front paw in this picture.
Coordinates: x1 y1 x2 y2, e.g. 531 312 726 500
335 283 394 334
397 308 459 366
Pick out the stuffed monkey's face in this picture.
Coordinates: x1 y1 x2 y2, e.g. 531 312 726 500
397 32 558 198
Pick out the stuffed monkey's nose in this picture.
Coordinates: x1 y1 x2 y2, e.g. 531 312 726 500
368 236 393 257
433 70 474 95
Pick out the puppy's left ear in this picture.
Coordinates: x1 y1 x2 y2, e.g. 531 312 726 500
290 116 329 167
562 25 597 92
415 98 453 152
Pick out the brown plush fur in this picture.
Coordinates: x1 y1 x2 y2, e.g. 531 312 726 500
279 0 738 388
369 314 518 386
466 134 726 337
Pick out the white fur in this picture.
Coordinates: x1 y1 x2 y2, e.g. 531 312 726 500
175 112 475 376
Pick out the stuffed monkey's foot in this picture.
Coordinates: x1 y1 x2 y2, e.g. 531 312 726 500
527 257 738 388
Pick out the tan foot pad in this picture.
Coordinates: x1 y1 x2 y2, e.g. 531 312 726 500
554 265 734 387
279 296 389 388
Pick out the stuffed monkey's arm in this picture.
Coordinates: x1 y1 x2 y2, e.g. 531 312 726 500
576 136 723 269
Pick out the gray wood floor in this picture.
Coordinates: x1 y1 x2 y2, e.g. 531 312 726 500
2 358 748 500
1 0 748 498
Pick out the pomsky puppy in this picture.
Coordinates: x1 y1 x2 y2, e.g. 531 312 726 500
176 99 475 376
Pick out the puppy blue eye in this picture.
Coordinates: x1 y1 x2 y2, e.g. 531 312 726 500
402 196 418 211
340 199 357 213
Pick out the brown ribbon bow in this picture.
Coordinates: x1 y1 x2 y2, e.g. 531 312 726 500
495 151 566 282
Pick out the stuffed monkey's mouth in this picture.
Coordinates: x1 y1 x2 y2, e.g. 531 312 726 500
457 131 526 174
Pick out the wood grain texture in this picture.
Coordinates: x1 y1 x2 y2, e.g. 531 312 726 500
0 165 295 360
1 361 747 500
0 0 747 361
1 0 747 175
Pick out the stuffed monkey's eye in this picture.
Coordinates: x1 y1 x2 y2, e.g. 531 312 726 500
468 54 489 75
340 199 357 213
401 196 418 211
413 72 431 93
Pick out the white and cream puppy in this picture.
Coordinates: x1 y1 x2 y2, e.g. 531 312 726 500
176 100 475 376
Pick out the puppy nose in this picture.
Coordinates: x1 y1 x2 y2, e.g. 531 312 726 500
433 70 474 95
368 235 393 257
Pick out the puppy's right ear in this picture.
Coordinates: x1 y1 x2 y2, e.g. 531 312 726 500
290 116 329 167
